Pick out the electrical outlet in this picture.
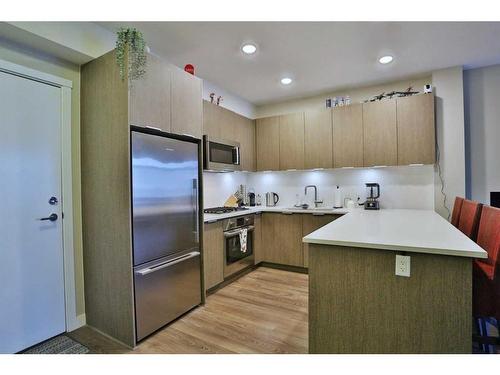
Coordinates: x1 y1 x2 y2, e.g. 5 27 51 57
395 255 411 277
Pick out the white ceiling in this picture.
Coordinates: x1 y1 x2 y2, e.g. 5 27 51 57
98 22 500 105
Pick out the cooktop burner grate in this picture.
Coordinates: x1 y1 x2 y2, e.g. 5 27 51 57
204 206 249 214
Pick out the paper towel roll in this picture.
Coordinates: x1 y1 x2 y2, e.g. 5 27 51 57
334 186 342 208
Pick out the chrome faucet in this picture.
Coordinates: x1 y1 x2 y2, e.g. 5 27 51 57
304 185 323 208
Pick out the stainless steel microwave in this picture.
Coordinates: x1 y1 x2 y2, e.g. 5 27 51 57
203 135 241 172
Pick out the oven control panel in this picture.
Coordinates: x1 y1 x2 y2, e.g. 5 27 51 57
222 215 255 231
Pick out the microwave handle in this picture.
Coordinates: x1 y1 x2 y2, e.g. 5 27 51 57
233 146 240 165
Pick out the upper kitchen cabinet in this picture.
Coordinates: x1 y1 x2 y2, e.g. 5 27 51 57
203 100 221 139
129 53 171 132
333 104 364 168
362 100 397 167
256 116 280 171
202 101 255 171
396 94 436 165
171 67 203 138
279 112 305 170
234 114 256 172
304 109 333 169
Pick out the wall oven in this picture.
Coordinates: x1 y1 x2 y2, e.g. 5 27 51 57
223 215 254 278
203 135 241 172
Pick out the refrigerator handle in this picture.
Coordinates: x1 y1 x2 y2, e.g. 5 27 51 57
135 251 200 276
192 178 199 243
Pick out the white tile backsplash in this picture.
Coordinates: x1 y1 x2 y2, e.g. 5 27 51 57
203 165 435 210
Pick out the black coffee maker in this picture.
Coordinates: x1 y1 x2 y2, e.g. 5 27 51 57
364 183 380 210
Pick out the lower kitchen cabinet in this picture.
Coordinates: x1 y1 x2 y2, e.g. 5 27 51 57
302 214 340 267
262 213 304 267
254 214 263 264
203 221 224 290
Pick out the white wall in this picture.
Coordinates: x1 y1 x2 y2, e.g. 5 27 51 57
203 166 435 210
255 76 431 118
432 67 466 219
202 79 256 118
203 172 249 208
464 64 500 205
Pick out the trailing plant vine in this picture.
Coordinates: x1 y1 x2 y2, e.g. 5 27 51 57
115 27 147 81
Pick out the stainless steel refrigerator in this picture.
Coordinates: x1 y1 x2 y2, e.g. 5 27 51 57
131 126 201 341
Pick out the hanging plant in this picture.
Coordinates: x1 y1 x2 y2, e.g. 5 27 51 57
115 27 147 81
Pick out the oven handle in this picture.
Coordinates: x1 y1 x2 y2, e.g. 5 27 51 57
135 251 200 276
223 225 254 238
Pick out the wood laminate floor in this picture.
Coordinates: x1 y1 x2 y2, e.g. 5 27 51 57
69 267 308 354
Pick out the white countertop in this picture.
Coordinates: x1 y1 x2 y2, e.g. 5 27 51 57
303 209 487 259
203 206 349 223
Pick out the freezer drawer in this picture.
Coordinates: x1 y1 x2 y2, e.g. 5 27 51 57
134 251 202 341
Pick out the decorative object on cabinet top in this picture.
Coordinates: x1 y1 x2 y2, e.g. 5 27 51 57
115 27 147 81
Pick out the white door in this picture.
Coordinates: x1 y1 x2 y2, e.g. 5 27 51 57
0 70 66 353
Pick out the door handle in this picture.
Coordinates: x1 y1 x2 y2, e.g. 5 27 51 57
135 251 200 276
39 213 58 222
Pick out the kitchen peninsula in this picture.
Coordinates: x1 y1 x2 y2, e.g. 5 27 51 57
303 209 488 354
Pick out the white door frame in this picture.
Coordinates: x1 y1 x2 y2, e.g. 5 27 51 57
0 58 81 331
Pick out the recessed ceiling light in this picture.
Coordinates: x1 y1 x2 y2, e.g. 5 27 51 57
281 77 293 85
379 55 394 64
241 43 257 54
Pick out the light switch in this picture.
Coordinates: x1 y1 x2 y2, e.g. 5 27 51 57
395 255 411 277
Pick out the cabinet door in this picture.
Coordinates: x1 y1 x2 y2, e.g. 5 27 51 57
171 68 203 138
219 107 236 141
203 222 224 290
302 214 340 267
129 53 171 131
256 116 280 171
397 94 436 165
261 213 278 263
262 214 303 267
279 113 305 170
333 104 364 168
234 115 256 172
304 109 333 169
203 100 221 139
277 214 304 267
362 100 397 167
253 214 263 264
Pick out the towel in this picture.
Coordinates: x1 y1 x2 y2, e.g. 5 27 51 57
239 228 248 253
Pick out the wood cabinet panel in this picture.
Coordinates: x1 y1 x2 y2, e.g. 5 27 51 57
256 116 280 171
171 68 203 138
203 222 224 290
397 94 436 165
202 100 221 139
362 100 397 167
304 109 333 169
262 213 303 267
253 214 263 264
129 53 171 132
302 214 340 267
333 104 364 168
234 114 256 172
279 113 305 170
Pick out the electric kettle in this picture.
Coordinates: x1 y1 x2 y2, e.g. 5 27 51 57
265 192 279 207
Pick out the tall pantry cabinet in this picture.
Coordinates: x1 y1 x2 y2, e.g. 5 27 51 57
81 50 203 347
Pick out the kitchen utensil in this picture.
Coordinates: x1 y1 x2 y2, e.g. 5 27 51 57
248 192 256 206
265 192 279 207
363 183 380 210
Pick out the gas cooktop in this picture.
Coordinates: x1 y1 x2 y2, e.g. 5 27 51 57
203 206 249 214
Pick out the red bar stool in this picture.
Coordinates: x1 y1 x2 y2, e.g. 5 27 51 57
472 205 500 353
451 197 464 227
458 199 483 241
